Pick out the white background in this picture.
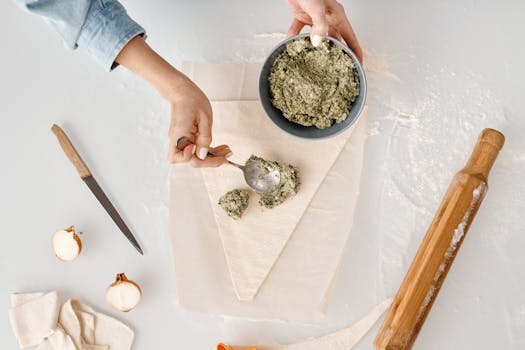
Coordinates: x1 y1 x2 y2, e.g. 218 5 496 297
1 0 524 349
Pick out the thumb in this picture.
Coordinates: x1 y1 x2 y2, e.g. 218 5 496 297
308 3 328 46
195 112 212 160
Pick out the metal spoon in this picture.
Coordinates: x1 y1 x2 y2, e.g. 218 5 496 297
176 137 280 193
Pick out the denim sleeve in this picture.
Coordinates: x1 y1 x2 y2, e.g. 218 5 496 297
15 0 145 71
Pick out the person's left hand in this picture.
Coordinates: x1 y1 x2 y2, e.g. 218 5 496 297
286 0 363 62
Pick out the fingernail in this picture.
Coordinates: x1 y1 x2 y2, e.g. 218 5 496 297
226 152 233 158
191 145 196 155
311 35 323 47
198 147 208 160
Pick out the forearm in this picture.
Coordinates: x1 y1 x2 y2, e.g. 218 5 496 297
115 35 220 165
115 36 187 101
17 0 145 70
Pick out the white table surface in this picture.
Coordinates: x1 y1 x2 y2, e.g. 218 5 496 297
1 0 524 349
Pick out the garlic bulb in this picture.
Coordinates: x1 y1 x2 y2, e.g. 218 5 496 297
106 273 142 312
52 226 82 261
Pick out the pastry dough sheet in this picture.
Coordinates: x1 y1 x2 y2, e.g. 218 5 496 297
169 62 366 321
201 101 356 301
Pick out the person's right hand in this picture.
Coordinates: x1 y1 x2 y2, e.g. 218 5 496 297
167 75 231 167
115 36 231 168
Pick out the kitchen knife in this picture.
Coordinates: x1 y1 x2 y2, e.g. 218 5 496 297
51 124 143 255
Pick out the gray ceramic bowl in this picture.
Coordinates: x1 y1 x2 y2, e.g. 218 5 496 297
259 33 367 139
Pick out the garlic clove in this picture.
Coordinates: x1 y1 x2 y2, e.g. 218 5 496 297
52 226 82 261
106 273 142 312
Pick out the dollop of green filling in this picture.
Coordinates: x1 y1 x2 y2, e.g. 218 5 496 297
218 189 250 219
248 155 300 209
269 37 360 129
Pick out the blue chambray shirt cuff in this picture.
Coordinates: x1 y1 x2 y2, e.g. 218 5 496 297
77 0 145 71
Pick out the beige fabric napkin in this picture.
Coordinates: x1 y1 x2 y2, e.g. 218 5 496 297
201 101 358 301
9 291 133 350
9 292 59 348
170 62 366 320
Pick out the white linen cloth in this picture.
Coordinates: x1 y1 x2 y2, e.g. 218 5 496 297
169 62 366 320
9 291 134 350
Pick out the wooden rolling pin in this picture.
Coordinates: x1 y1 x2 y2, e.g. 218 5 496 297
374 128 505 350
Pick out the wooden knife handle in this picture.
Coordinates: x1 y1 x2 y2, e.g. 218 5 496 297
51 124 91 179
374 128 504 350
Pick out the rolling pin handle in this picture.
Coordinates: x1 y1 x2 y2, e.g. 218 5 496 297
462 128 505 180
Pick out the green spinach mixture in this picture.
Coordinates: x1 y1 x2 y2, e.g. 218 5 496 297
218 189 250 220
269 37 360 129
247 155 300 209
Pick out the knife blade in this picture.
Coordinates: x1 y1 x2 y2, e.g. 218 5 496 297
51 124 143 255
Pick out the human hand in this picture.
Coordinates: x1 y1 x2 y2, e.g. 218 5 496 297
286 0 363 62
173 138 232 168
115 36 231 168
167 75 231 167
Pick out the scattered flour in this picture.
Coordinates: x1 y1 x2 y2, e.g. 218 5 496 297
419 286 436 319
234 32 287 62
446 183 486 259
507 306 525 347
434 262 447 282
363 49 401 82
253 32 287 40
417 184 487 330
137 106 171 254
357 48 524 346
367 51 513 302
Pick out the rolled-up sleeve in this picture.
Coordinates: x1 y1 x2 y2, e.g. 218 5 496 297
16 0 145 71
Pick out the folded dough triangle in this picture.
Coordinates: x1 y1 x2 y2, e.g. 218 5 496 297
218 298 392 350
201 101 359 300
